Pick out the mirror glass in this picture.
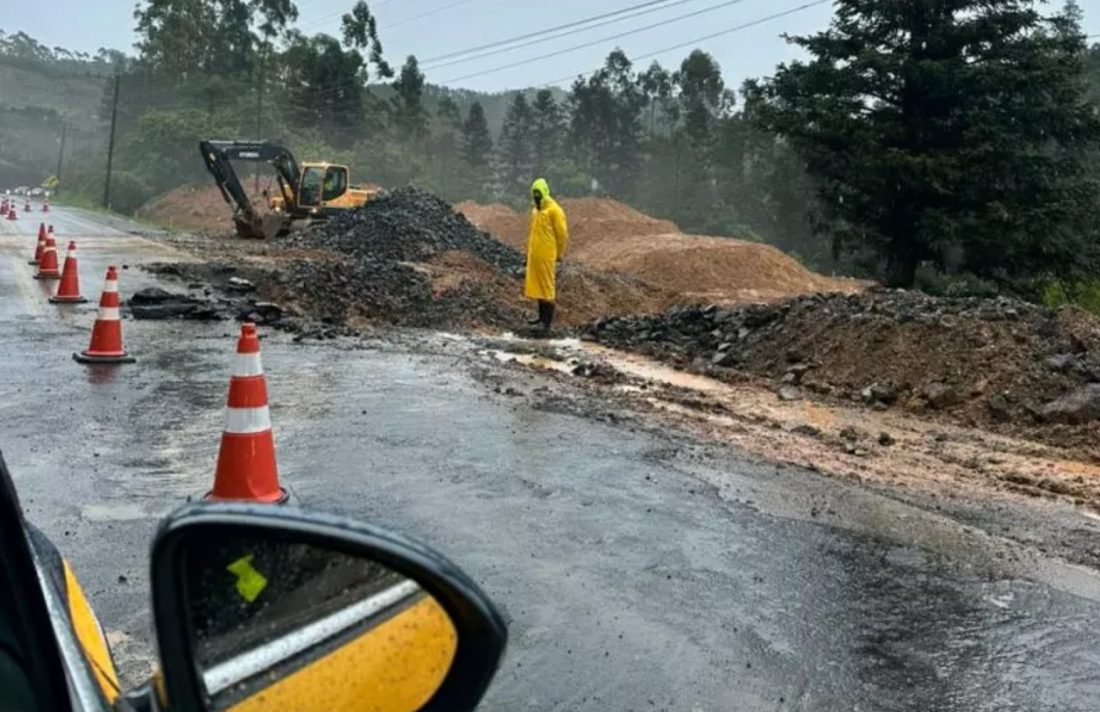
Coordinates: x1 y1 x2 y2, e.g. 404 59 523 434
179 529 458 712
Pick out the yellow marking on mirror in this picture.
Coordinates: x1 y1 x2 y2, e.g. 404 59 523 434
227 555 269 603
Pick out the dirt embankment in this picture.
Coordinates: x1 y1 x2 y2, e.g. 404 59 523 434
136 179 376 232
140 186 861 334
585 289 1100 456
141 188 676 332
456 198 859 304
136 181 267 231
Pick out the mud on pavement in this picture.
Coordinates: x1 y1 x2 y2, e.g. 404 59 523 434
461 333 1100 572
132 195 1100 571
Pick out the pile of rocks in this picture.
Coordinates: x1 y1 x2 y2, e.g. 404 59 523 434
286 187 525 275
585 288 1100 433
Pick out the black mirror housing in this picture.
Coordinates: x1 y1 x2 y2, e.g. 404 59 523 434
150 503 507 712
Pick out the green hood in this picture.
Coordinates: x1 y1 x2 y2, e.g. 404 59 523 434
531 178 551 205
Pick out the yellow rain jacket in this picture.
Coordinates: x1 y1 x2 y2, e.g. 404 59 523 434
524 178 569 302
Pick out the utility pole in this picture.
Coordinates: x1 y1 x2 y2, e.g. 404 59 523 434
102 73 121 210
55 121 68 195
255 50 266 195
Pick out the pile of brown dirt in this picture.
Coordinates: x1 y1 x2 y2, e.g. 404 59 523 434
454 201 526 248
456 197 678 253
136 181 269 232
586 290 1100 454
144 188 677 333
579 232 857 303
455 197 859 303
422 252 674 330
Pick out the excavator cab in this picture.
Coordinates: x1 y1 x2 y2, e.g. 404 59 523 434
298 164 349 208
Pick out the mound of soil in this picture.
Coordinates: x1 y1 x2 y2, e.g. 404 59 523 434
136 180 268 232
455 201 526 247
145 187 676 332
456 197 677 253
456 197 858 303
139 178 384 233
579 232 856 303
585 289 1100 452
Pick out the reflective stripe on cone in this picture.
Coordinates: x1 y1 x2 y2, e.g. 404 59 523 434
34 237 61 279
73 266 135 365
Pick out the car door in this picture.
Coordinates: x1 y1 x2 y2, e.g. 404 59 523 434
0 451 76 712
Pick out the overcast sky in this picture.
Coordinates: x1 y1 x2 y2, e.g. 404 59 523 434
6 0 1100 93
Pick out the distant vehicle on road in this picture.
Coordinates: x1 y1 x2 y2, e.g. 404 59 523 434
13 186 29 196
30 187 45 197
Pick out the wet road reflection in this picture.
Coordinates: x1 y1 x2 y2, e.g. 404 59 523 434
0 208 1097 709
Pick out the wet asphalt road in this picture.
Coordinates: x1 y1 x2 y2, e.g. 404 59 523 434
2 206 1100 711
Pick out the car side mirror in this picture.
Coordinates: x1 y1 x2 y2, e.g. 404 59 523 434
150 504 506 712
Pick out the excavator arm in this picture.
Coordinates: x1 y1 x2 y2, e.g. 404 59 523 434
198 140 303 239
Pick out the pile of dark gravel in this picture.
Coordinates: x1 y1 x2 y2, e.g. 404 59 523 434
285 186 524 274
271 258 527 329
275 260 434 326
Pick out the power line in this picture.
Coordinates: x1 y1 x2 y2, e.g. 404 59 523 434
420 0 693 64
382 0 487 30
439 0 758 84
422 0 705 70
540 0 830 86
296 0 403 32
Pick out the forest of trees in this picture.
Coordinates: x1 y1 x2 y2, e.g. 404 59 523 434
2 0 1100 297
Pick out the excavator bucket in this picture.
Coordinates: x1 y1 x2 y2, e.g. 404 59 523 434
233 216 264 239
261 212 293 239
232 213 291 239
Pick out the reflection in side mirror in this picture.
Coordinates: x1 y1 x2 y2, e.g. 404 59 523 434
152 505 506 712
183 533 456 712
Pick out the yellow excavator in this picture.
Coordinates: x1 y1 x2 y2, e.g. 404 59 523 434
199 139 379 239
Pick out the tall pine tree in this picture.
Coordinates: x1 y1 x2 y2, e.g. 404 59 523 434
530 89 564 177
568 50 645 198
498 93 534 197
751 0 1100 288
391 55 430 149
461 101 494 201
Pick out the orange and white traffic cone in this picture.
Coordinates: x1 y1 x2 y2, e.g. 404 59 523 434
73 266 135 364
33 237 61 279
28 225 46 265
49 242 87 303
43 198 49 213
24 199 30 212
7 207 16 220
206 323 287 504
47 224 54 236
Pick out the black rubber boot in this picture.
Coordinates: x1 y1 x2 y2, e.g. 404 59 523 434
539 302 555 336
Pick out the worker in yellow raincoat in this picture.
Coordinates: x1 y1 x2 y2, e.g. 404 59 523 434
525 178 569 335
